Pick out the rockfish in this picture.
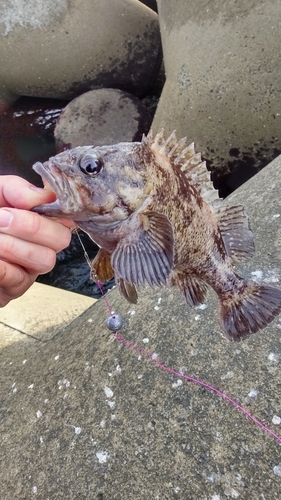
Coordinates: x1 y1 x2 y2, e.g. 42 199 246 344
32 130 281 341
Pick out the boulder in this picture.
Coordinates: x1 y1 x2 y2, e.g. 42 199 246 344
0 0 162 110
153 0 281 193
54 89 152 149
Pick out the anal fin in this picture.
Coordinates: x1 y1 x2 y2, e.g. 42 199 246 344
170 272 208 307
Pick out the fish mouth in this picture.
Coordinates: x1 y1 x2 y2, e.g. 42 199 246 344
33 161 65 195
32 161 81 218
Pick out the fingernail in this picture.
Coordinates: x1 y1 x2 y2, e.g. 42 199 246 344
0 209 13 228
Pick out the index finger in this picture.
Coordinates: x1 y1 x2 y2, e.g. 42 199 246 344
0 175 56 210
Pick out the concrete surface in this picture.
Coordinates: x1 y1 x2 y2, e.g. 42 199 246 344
1 156 281 499
0 0 161 107
153 0 281 178
0 282 95 342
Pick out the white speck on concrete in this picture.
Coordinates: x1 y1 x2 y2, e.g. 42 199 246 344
87 318 93 323
108 373 112 377
111 414 116 420
251 270 263 281
174 486 180 494
116 365 121 372
265 275 279 283
22 359 27 365
206 473 217 483
272 415 281 425
28 384 34 389
268 352 279 363
36 410 42 419
154 305 160 310
137 374 143 379
104 386 113 398
157 297 162 304
44 399 48 403
272 213 280 219
12 387 17 393
68 425 81 435
215 432 223 442
273 464 281 476
54 355 60 361
248 389 259 398
210 495 221 500
107 400 116 409
100 420 106 429
172 379 183 388
138 355 142 360
194 315 200 321
142 338 149 343
264 270 279 283
151 353 158 360
195 303 207 310
12 382 16 388
128 310 136 315
179 366 187 374
96 451 110 463
63 379 70 388
221 371 234 380
32 486 37 494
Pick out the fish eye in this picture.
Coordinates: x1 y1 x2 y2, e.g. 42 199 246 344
79 154 103 175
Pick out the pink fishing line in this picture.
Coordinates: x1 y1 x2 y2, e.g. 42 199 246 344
97 281 281 444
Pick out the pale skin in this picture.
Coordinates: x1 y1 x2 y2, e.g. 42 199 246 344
0 175 73 307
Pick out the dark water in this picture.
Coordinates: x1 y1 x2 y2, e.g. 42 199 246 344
0 96 65 185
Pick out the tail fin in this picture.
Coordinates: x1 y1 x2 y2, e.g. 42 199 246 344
219 283 281 341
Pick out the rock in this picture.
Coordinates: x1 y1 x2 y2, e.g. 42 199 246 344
1 154 281 498
0 0 162 108
54 89 152 149
153 0 281 195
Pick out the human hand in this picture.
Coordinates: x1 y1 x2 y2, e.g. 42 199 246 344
0 175 73 307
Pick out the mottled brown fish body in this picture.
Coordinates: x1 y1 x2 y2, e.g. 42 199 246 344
32 130 281 341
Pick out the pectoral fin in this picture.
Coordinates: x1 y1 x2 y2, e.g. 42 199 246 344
111 211 174 288
91 248 114 283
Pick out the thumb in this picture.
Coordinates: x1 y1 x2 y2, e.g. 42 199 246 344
0 175 56 210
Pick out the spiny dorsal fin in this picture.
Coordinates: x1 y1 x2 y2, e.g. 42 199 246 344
146 129 222 210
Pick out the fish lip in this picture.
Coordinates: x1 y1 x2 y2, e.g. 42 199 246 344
32 161 65 198
32 160 84 216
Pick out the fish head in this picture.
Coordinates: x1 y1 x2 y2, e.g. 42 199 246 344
32 143 149 227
